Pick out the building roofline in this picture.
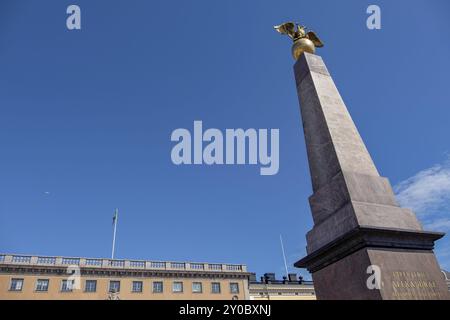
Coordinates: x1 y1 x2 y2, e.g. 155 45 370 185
0 253 247 273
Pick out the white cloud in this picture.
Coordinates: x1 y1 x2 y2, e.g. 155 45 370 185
394 156 450 270
394 157 450 231
424 218 450 231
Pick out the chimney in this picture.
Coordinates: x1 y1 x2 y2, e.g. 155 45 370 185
264 273 276 283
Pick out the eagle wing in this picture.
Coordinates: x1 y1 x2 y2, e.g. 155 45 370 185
307 31 324 47
274 22 297 39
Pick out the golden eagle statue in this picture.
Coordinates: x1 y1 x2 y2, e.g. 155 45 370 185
274 22 324 60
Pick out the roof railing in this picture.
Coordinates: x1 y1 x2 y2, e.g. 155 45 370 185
0 254 247 272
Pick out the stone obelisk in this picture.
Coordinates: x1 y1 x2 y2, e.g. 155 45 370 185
275 22 449 300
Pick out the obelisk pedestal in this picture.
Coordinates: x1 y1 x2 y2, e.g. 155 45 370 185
293 53 449 300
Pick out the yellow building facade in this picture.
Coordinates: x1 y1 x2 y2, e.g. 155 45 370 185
0 254 250 300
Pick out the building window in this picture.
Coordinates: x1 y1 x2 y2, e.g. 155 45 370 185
85 280 97 292
36 279 49 292
109 280 120 293
10 278 24 291
192 282 202 293
230 282 239 294
211 282 221 294
61 280 74 292
132 281 143 293
172 281 183 293
153 281 163 293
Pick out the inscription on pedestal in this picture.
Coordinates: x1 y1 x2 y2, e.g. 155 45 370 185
391 271 444 300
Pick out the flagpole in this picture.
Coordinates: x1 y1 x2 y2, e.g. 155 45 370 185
280 234 289 278
111 208 118 260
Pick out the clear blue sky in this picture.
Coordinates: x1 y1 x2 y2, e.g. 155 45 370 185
1 0 450 280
